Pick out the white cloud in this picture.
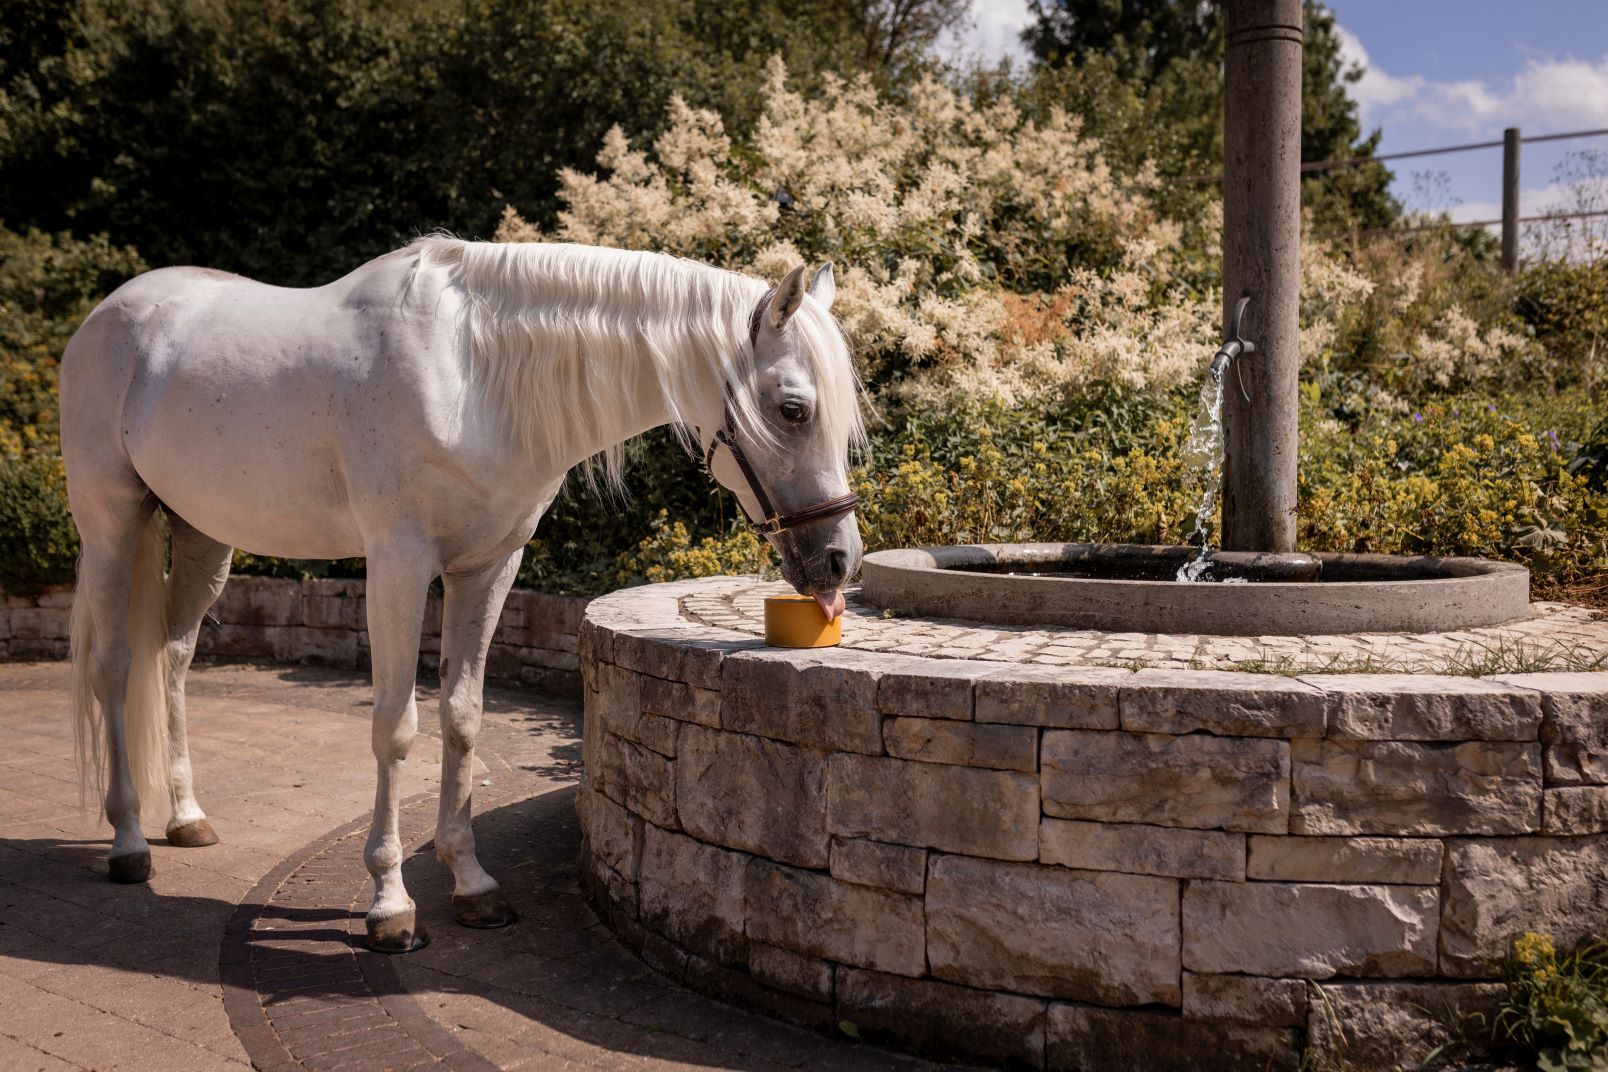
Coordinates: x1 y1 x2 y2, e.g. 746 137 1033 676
1337 28 1423 121
1337 23 1608 136
1503 55 1608 131
937 0 1034 68
1449 181 1575 224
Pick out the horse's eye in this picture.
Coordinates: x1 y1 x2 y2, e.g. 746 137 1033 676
779 401 810 424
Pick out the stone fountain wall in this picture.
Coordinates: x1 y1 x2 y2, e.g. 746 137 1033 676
577 578 1608 1071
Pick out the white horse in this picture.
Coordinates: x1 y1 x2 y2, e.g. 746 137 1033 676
60 239 864 951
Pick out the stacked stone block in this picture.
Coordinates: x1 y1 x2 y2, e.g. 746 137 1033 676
0 588 75 660
577 580 1608 1071
1 576 588 695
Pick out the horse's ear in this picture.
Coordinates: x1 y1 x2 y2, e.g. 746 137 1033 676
768 263 809 330
809 262 835 309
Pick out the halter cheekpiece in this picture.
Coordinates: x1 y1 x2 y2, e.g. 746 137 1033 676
702 290 860 538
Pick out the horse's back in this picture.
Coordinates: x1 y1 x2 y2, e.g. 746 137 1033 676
62 265 328 413
60 251 463 558
65 249 423 375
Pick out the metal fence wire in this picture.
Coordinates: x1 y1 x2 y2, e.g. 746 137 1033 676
1173 126 1608 270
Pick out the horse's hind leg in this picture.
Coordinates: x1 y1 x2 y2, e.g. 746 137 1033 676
361 539 434 953
162 514 233 847
435 547 522 929
68 478 160 883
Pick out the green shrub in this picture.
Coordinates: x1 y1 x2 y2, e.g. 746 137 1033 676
0 452 79 596
0 225 146 457
1492 932 1608 1071
612 511 768 589
226 551 365 581
1323 226 1554 393
1519 260 1608 380
846 380 1608 606
1573 413 1608 496
854 385 1198 551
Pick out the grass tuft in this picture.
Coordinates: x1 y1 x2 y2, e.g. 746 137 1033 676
1440 637 1608 676
1211 638 1608 678
1216 651 1406 676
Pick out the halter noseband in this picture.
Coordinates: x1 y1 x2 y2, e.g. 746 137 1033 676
704 410 860 537
703 290 860 539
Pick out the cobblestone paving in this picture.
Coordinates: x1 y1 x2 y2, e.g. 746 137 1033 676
0 662 949 1072
680 580 1608 673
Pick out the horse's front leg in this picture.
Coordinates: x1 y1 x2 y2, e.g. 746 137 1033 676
435 547 522 928
361 541 434 953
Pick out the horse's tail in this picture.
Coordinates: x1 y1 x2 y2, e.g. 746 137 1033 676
72 513 172 817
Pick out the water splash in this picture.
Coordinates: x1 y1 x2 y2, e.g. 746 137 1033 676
1176 366 1227 582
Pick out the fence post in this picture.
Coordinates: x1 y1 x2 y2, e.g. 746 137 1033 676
1502 127 1520 273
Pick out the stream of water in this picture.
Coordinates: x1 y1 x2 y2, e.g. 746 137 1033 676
1175 366 1227 582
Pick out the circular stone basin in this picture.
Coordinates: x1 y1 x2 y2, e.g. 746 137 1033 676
861 543 1531 635
578 578 1608 1072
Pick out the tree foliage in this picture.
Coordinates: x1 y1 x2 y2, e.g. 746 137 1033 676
0 0 964 286
830 0 972 75
1023 0 1215 72
1021 0 1397 232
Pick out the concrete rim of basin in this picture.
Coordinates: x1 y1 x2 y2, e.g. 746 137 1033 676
859 543 1532 636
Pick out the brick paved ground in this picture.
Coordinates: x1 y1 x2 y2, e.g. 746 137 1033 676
0 662 948 1072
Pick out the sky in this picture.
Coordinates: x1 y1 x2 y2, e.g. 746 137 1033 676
944 1 1608 228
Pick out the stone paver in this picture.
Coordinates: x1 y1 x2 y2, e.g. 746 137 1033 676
0 662 952 1072
680 583 1608 674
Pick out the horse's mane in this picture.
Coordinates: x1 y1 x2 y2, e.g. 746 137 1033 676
409 237 864 489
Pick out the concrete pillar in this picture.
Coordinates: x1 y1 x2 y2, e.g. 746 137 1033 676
1221 0 1302 554
1502 127 1521 273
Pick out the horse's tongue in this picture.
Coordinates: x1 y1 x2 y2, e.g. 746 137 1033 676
812 589 846 623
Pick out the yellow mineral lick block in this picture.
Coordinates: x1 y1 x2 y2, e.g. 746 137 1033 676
763 594 842 648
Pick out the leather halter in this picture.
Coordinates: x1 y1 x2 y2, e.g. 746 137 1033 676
704 410 860 537
703 291 860 538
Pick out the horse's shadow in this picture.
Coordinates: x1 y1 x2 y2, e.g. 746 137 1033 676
0 784 905 1070
182 660 586 782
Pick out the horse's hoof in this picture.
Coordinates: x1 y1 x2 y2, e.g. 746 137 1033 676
366 913 429 954
108 850 153 884
166 819 219 848
453 890 518 929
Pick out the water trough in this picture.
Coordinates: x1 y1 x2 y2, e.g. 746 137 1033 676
861 543 1533 635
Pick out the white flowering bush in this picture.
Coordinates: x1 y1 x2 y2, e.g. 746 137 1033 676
500 59 1230 402
1325 226 1551 392
499 59 1550 406
1413 306 1533 389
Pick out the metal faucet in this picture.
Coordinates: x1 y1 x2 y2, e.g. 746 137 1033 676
1210 294 1255 378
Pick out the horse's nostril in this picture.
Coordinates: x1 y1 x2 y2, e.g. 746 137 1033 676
826 549 848 583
